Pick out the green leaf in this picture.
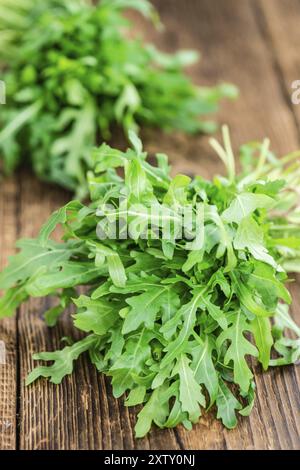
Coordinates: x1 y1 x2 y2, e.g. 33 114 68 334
124 157 152 202
281 258 300 273
125 386 146 407
115 84 141 123
191 334 218 406
251 316 273 370
38 201 82 246
274 303 300 337
161 289 205 366
222 193 274 224
44 288 75 327
25 262 106 297
44 305 64 327
135 385 169 438
216 379 242 429
239 381 256 417
199 295 228 330
230 271 273 317
246 261 291 306
87 241 127 288
217 312 258 392
163 396 189 429
0 286 27 318
0 100 41 143
174 354 205 422
109 328 154 397
0 239 71 290
123 285 172 334
270 337 300 366
73 295 120 335
163 174 191 206
234 216 280 270
26 335 98 385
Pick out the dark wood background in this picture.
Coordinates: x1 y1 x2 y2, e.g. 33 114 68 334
0 0 300 450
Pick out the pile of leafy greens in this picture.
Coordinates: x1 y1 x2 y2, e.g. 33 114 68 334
0 129 299 437
0 0 236 195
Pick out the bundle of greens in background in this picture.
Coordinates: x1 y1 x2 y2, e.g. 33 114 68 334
0 0 237 194
0 129 299 437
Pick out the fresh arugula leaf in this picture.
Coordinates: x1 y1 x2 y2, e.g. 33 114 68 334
239 381 256 417
73 296 120 335
0 239 72 289
191 334 218 406
44 288 75 327
109 328 154 397
0 129 300 437
134 384 170 438
26 335 98 385
123 285 174 334
222 193 274 224
251 316 273 370
0 0 236 193
234 216 280 270
217 311 258 392
174 354 205 422
87 241 127 288
0 286 27 318
216 378 242 429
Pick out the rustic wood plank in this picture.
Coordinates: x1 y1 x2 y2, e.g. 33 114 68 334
0 176 18 450
149 0 299 157
255 0 300 135
1 0 300 450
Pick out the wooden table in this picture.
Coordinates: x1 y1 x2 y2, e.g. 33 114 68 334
0 0 300 450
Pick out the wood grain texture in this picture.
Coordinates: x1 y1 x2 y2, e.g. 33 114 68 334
0 177 18 450
256 0 300 134
0 0 300 450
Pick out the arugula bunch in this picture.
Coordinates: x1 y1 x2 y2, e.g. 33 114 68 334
0 128 299 436
0 0 236 195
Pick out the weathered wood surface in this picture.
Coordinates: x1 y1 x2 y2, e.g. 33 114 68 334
0 177 18 450
0 0 300 450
